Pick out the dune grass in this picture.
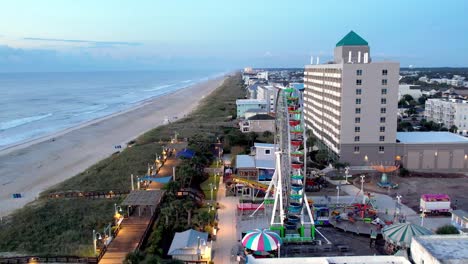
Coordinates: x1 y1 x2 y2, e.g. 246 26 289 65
0 73 245 256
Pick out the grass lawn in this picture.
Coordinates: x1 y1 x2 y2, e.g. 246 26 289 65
0 73 245 256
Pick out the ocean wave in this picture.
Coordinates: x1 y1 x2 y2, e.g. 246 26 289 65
144 84 175 92
181 79 192 83
74 104 109 116
0 113 53 131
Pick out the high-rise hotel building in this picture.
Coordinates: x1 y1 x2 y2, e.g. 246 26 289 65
304 31 400 165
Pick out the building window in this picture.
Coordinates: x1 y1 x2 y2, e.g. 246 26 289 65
379 136 385 141
354 146 360 153
380 117 386 123
380 107 386 114
381 98 387 104
265 149 271 155
356 79 362 85
354 136 360 142
355 117 361 123
380 126 386 132
355 108 361 114
357 69 362 76
382 69 388 76
356 89 362 95
382 79 387 85
356 98 361 104
379 146 385 153
381 88 387 95
355 127 360 133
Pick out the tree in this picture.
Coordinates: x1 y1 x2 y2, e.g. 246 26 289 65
160 206 173 226
418 96 427 105
183 200 195 227
436 225 459 235
163 181 181 198
247 131 258 145
315 150 329 165
449 125 458 133
193 211 211 231
403 94 414 102
262 130 273 138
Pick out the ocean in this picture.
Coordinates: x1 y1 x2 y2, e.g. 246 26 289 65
0 70 225 150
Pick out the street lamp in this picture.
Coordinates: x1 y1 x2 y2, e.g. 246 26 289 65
420 212 426 226
209 183 214 201
396 194 402 218
93 229 102 256
336 184 340 204
360 175 366 204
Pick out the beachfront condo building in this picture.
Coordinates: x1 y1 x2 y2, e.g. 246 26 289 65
304 31 400 164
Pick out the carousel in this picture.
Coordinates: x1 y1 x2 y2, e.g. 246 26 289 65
382 222 432 254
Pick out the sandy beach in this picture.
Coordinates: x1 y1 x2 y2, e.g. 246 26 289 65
0 76 227 218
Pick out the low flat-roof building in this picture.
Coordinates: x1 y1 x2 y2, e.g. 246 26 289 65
395 132 468 172
236 99 267 119
343 132 468 172
411 235 468 264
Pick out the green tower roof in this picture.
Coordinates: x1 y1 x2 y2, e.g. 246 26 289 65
336 31 368 47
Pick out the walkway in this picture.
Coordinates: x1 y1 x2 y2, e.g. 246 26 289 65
100 142 186 263
212 176 241 264
99 217 151 264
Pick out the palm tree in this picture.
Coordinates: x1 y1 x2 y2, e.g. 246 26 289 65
183 200 195 227
193 211 211 231
163 181 180 198
160 206 173 226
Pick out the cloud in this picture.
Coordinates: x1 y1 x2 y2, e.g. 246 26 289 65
23 37 142 47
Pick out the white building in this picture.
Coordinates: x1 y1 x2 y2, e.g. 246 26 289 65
304 30 399 162
411 235 468 264
451 210 468 234
236 99 267 119
424 98 468 135
399 84 422 100
257 85 278 113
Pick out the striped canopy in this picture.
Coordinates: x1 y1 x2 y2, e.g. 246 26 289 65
242 229 282 251
382 222 432 248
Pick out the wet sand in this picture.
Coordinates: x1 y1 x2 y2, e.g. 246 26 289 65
0 76 227 217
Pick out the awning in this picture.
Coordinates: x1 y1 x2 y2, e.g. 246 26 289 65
138 176 172 184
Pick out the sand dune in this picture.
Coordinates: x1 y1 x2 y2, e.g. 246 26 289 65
0 76 226 217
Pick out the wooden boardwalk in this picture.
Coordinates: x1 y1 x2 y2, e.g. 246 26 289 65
99 217 151 264
99 142 187 263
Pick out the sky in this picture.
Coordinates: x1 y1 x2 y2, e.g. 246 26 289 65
0 0 467 72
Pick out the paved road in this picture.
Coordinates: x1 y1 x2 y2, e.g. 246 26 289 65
212 176 242 264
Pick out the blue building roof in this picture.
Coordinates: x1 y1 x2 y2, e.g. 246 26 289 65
255 159 275 169
176 149 195 159
397 132 468 143
254 143 276 148
236 155 255 168
168 229 208 256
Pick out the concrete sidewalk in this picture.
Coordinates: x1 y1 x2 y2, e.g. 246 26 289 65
212 176 242 264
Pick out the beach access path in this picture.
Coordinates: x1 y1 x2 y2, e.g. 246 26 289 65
212 176 241 264
0 77 226 218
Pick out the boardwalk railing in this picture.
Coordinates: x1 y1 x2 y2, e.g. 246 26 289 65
47 190 130 199
0 256 98 264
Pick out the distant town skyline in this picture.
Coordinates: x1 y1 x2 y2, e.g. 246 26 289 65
0 0 467 72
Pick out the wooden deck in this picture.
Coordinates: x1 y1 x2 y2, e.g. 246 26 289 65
99 217 151 264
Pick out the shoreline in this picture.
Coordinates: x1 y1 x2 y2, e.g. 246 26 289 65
0 75 228 217
0 73 226 156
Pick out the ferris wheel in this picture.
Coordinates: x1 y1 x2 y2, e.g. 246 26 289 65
263 85 316 238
